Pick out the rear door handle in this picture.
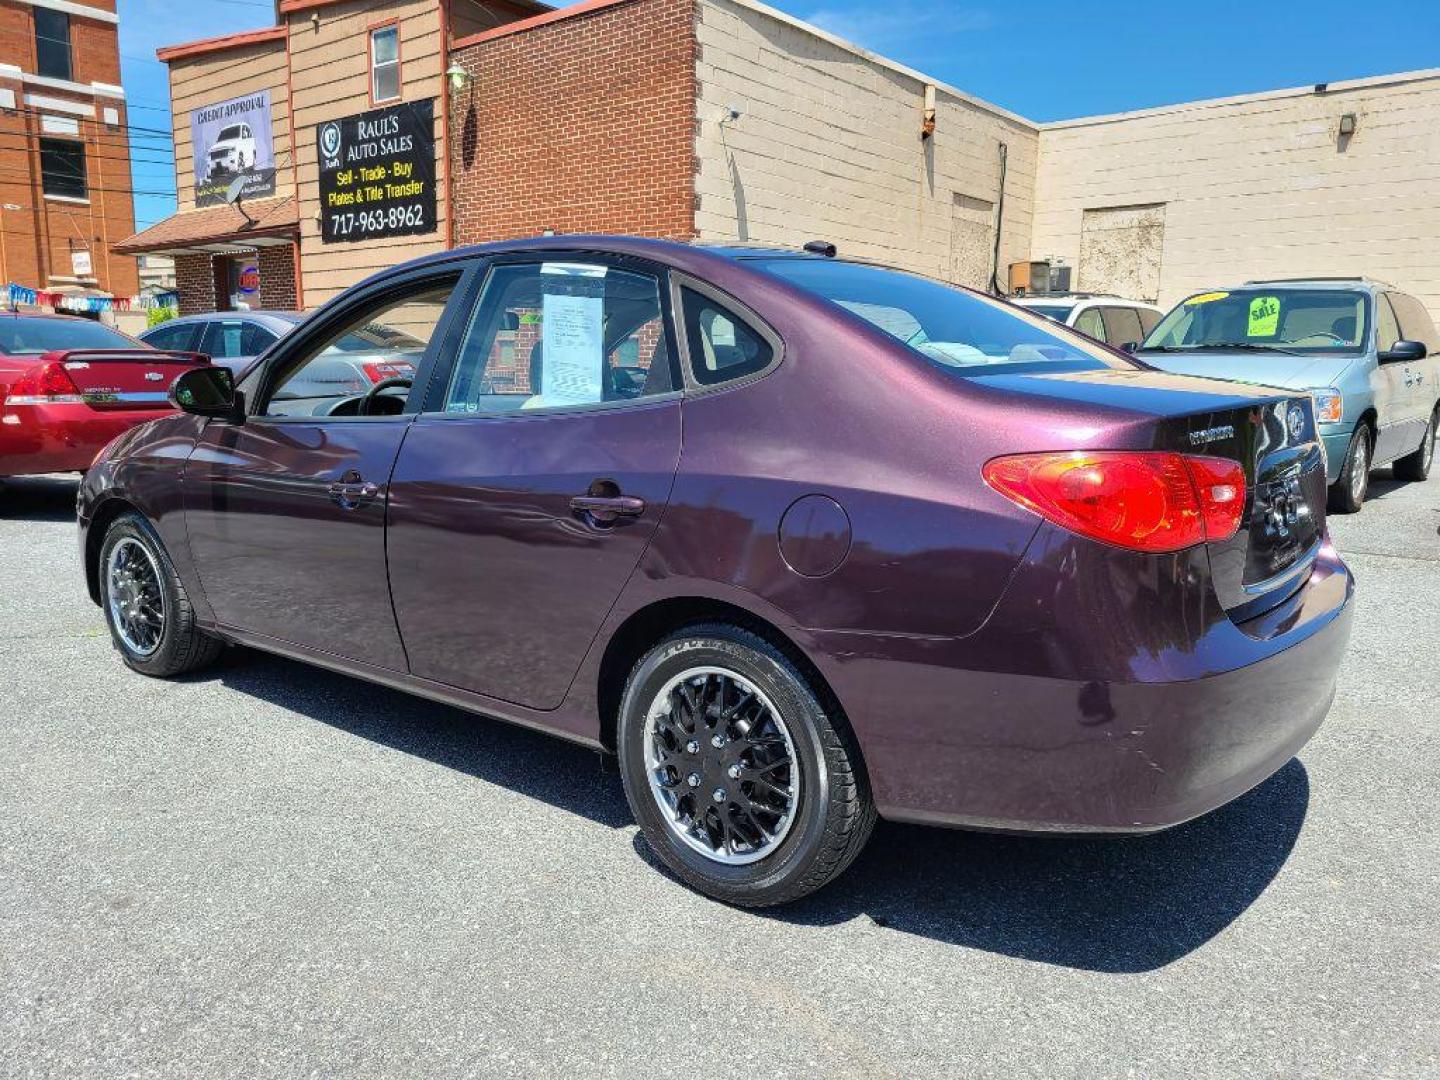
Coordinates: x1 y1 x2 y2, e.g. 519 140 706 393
569 494 646 523
328 471 380 509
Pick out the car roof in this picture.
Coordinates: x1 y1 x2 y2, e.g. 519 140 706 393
1223 278 1388 294
157 310 302 325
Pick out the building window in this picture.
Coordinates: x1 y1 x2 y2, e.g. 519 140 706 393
35 9 72 82
370 25 400 103
40 138 86 200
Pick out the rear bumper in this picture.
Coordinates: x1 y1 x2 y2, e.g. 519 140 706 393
812 531 1354 833
0 403 172 476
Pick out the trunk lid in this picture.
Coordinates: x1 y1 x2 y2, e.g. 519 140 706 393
975 368 1328 620
47 349 209 411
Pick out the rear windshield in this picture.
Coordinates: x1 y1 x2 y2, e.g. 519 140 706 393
1142 288 1370 355
325 322 426 354
751 259 1128 375
0 317 141 355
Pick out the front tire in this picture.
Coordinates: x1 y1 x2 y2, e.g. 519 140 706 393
98 513 223 677
617 624 875 907
1328 423 1372 514
1392 407 1437 482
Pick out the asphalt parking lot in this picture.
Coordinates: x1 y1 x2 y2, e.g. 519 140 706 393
2 471 1437 1079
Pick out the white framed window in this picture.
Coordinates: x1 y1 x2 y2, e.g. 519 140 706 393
370 24 400 104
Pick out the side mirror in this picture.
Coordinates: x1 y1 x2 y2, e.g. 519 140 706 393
1379 339 1427 363
170 366 244 423
1121 341 1140 353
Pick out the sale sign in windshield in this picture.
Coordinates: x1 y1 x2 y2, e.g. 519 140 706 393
317 99 436 244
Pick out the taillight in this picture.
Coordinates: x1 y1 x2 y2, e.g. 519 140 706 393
5 362 84 405
982 451 1246 553
362 359 416 383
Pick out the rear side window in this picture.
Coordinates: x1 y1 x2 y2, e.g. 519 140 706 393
1387 292 1440 353
1073 307 1105 341
680 288 774 385
143 322 199 352
1099 306 1144 348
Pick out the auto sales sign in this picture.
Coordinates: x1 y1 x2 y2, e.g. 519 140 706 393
317 99 436 244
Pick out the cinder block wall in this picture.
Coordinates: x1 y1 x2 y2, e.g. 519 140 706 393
448 0 697 244
1032 71 1440 315
692 0 1038 286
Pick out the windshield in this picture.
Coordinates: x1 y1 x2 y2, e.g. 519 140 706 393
0 317 141 355
1143 288 1370 355
1020 303 1075 322
752 259 1128 375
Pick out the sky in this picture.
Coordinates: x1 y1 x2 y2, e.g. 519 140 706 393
118 0 1440 233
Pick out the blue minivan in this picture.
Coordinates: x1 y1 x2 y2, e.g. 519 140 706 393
1137 278 1439 511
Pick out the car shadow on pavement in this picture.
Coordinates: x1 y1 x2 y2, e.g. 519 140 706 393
764 758 1310 973
205 647 635 831
0 475 79 522
209 646 1308 975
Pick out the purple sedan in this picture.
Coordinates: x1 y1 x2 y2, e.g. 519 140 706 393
78 238 1353 906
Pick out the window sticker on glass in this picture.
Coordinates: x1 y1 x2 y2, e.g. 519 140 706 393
1247 296 1281 337
1186 291 1230 306
540 263 607 406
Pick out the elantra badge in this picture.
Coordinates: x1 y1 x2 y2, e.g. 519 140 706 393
1189 424 1235 447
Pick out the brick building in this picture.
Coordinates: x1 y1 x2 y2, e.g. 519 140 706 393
120 0 1440 320
0 0 138 304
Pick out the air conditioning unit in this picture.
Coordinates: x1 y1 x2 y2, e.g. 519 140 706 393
1009 260 1051 295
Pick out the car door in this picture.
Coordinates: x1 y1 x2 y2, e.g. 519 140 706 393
1373 293 1417 462
386 254 683 710
1387 291 1440 449
183 266 471 670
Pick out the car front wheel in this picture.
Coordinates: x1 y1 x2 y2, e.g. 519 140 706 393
617 624 875 907
98 513 223 677
1328 423 1372 514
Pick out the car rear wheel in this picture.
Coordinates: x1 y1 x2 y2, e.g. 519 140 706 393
617 624 875 907
1328 423 1372 514
1392 407 1437 482
99 513 223 677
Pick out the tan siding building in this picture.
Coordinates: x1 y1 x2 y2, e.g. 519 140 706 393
1032 69 1440 314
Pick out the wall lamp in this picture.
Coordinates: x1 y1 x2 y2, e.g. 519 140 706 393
447 62 470 93
1338 112 1357 137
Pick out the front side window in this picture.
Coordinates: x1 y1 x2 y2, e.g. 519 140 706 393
201 320 274 359
370 25 400 103
753 258 1124 376
1100 306 1143 348
263 277 457 417
35 9 71 81
1376 295 1402 353
39 138 86 200
444 262 672 414
1387 292 1440 353
1142 288 1370 356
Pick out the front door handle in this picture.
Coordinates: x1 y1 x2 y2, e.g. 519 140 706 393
328 470 380 510
569 493 646 524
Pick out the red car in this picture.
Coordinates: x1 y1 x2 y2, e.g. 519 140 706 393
0 313 206 479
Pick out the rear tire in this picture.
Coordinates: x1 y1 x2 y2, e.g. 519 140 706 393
1392 407 1437 482
617 623 875 907
98 513 223 677
1328 423 1372 514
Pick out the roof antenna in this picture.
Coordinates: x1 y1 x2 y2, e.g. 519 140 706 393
803 240 837 258
224 174 254 227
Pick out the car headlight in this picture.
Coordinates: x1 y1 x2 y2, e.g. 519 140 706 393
1311 388 1343 424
